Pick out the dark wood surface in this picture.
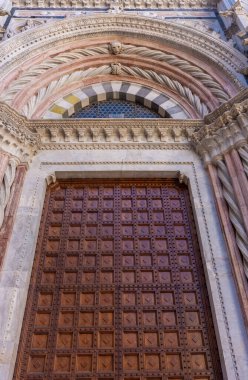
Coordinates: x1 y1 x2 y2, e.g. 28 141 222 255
13 179 223 380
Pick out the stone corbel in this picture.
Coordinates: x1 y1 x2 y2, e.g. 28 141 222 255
46 173 56 186
177 172 188 185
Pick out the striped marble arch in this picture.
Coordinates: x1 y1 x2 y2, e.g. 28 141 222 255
43 81 189 119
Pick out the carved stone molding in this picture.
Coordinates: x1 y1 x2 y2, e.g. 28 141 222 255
192 89 248 165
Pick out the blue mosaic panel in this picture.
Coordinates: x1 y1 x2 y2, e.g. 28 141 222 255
70 100 161 118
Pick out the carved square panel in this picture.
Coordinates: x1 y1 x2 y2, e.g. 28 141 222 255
31 334 48 349
122 225 133 235
123 292 136 306
86 212 98 222
103 187 114 196
56 333 73 349
153 225 166 235
143 311 157 326
137 199 147 208
65 255 79 267
140 271 153 283
28 355 46 373
72 200 83 208
61 292 77 306
137 187 146 196
103 212 114 222
38 293 53 307
137 212 148 222
160 292 174 305
80 293 95 306
185 311 200 326
99 292 114 306
144 332 158 347
85 225 97 236
73 189 84 198
138 239 151 251
54 355 71 372
88 187 99 197
154 239 167 251
122 239 134 251
48 226 61 236
41 272 56 285
140 255 152 266
63 271 77 284
123 354 139 371
103 199 114 208
101 240 114 251
144 354 160 370
137 225 150 235
174 225 186 236
142 292 155 305
98 332 114 348
152 199 162 208
152 212 164 222
166 354 182 371
187 331 204 348
58 312 74 327
67 239 80 251
35 312 50 327
122 212 133 222
183 292 197 305
164 332 179 348
123 255 135 266
162 311 176 326
84 239 97 251
158 271 171 283
123 312 137 326
51 212 63 223
78 333 93 348
121 187 132 196
46 240 59 251
122 199 132 208
87 199 98 208
178 255 191 266
191 353 207 370
98 355 114 372
76 355 93 372
79 312 94 326
83 255 96 267
170 199 181 208
151 187 161 196
71 212 82 223
100 271 114 284
99 311 114 326
102 225 114 235
53 200 64 209
123 332 138 348
157 255 169 266
172 212 183 223
122 271 136 284
176 239 188 251
180 271 193 283
82 272 95 284
102 255 114 267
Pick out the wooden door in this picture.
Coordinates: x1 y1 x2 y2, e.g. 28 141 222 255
13 179 223 380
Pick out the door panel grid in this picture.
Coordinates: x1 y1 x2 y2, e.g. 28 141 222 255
13 179 222 380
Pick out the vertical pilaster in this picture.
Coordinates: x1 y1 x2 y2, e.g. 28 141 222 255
0 150 9 183
0 162 28 267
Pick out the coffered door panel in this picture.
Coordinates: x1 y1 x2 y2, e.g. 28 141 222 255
13 179 222 380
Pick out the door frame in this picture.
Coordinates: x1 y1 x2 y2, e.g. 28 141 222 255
0 148 247 380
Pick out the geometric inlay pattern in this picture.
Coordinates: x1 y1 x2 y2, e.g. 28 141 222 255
70 100 162 118
13 179 222 380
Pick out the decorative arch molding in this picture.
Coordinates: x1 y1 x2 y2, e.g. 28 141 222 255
43 81 189 120
0 14 246 120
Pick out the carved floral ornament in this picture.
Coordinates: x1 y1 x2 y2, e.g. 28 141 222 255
0 14 246 123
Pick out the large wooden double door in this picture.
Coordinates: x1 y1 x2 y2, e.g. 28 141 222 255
14 179 222 380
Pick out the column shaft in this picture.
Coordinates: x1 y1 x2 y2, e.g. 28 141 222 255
224 151 248 237
208 163 248 330
0 151 9 183
0 163 27 267
230 148 248 208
